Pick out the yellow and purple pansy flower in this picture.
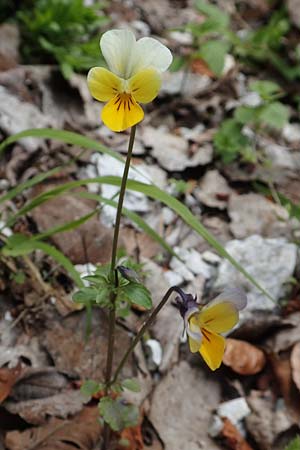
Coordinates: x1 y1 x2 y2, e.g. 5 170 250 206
176 287 247 371
87 29 173 132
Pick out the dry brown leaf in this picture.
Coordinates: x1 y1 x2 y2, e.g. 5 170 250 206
118 424 144 450
223 338 266 375
5 407 101 450
0 365 22 404
191 58 215 77
291 342 300 391
221 418 254 450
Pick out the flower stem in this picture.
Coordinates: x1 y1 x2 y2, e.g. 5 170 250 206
111 286 182 386
102 125 136 450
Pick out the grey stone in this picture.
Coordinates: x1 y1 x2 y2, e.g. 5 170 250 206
215 235 297 311
228 193 289 239
196 170 232 209
150 361 221 450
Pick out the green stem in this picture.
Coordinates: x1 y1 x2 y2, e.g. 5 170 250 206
111 286 181 385
102 126 136 450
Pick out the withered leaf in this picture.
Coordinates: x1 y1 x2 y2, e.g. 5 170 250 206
221 418 254 450
223 338 266 375
291 342 300 392
5 407 101 450
0 365 22 404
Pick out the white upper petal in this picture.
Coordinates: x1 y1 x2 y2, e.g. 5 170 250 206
100 29 137 79
131 37 173 75
209 287 247 311
100 29 173 79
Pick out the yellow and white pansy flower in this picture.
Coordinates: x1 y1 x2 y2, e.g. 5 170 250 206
176 288 247 371
87 29 173 132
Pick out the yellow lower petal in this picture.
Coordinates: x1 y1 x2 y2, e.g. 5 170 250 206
188 336 201 353
87 67 123 102
101 93 144 132
199 302 238 334
199 328 225 371
128 68 161 104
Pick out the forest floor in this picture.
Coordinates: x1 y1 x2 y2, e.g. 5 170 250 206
0 0 300 449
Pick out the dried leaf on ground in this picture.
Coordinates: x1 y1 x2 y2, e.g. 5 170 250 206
0 365 22 404
8 368 69 401
31 182 114 264
221 418 254 450
5 406 101 450
223 338 266 375
118 424 144 450
291 343 300 392
43 309 133 381
4 389 87 425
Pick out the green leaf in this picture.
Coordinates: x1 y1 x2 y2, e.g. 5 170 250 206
73 285 112 307
250 80 282 101
195 0 230 31
285 436 300 450
121 282 152 309
214 119 251 163
234 106 258 125
98 176 273 302
99 397 139 432
122 378 141 393
199 40 229 76
34 209 98 241
169 55 187 72
80 380 102 397
77 191 181 260
0 124 273 302
0 167 61 205
258 101 289 129
0 128 122 161
2 236 83 288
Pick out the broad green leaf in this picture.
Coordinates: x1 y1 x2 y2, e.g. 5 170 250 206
199 40 229 76
169 55 187 72
258 101 289 129
99 397 139 431
234 106 258 125
73 286 112 307
80 380 102 397
249 80 282 101
73 287 100 303
214 119 251 163
195 0 230 31
122 378 141 393
121 282 152 309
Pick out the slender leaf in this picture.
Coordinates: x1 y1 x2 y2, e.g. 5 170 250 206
0 128 122 161
33 208 98 241
2 237 83 287
0 166 62 205
77 191 181 260
7 175 273 300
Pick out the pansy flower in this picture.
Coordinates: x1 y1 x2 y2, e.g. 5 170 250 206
176 288 247 371
87 29 173 132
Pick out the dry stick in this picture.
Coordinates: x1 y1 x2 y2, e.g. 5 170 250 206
102 125 136 450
